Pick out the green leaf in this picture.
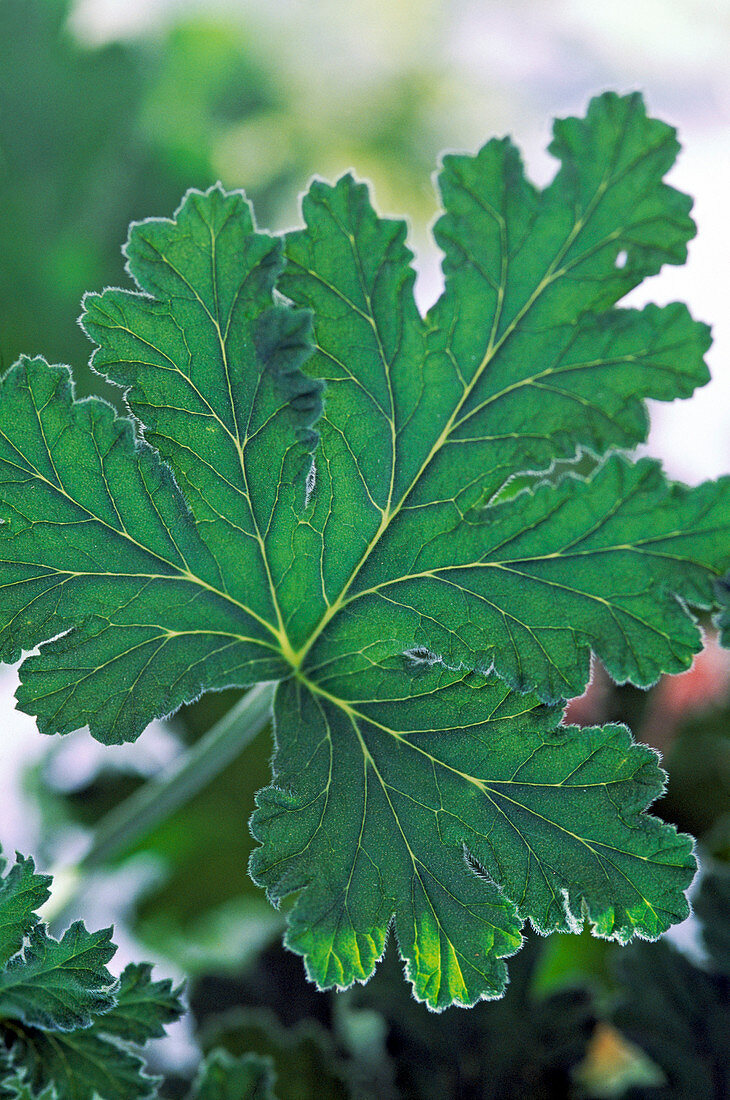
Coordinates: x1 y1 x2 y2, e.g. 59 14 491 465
7 1029 161 1100
694 867 730 977
0 921 116 1031
277 97 724 701
0 854 51 969
0 1072 58 1100
0 848 184 1100
251 671 693 1007
188 1049 276 1100
1 93 724 1006
0 352 290 743
91 962 184 1044
200 1008 349 1100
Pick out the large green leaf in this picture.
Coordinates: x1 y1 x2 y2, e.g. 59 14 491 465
251 671 693 1007
1 93 726 1006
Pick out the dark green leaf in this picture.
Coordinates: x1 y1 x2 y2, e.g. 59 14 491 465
251 672 693 1007
694 867 730 978
0 848 183 1099
93 962 184 1044
8 1029 160 1100
1 94 723 1006
0 1072 58 1100
278 98 724 701
201 1008 348 1100
188 1049 276 1100
0 854 50 969
0 921 116 1032
612 869 730 1099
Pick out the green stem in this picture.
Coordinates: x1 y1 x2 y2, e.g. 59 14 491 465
83 680 276 869
40 682 276 923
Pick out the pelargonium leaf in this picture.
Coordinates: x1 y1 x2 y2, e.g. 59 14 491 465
89 962 184 1045
250 669 693 1008
0 921 116 1032
0 848 184 1099
0 854 50 969
8 1028 160 1100
0 93 725 1007
1 1072 58 1100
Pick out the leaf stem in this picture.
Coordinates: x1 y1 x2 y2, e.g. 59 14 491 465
82 681 276 870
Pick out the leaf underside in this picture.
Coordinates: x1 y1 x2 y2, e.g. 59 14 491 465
1 92 727 1007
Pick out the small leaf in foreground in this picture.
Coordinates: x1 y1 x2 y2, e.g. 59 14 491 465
0 920 116 1031
0 849 184 1100
0 854 50 969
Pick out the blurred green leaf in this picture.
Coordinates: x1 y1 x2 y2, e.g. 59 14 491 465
351 936 595 1099
612 868 730 1100
201 1009 349 1100
694 867 730 978
187 1049 275 1100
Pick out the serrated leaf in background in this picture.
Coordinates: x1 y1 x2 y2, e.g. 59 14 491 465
188 1049 276 1100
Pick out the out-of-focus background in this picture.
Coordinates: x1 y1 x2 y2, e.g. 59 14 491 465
1 2 729 1095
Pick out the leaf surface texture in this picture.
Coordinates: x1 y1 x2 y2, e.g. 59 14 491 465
1 93 726 1006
